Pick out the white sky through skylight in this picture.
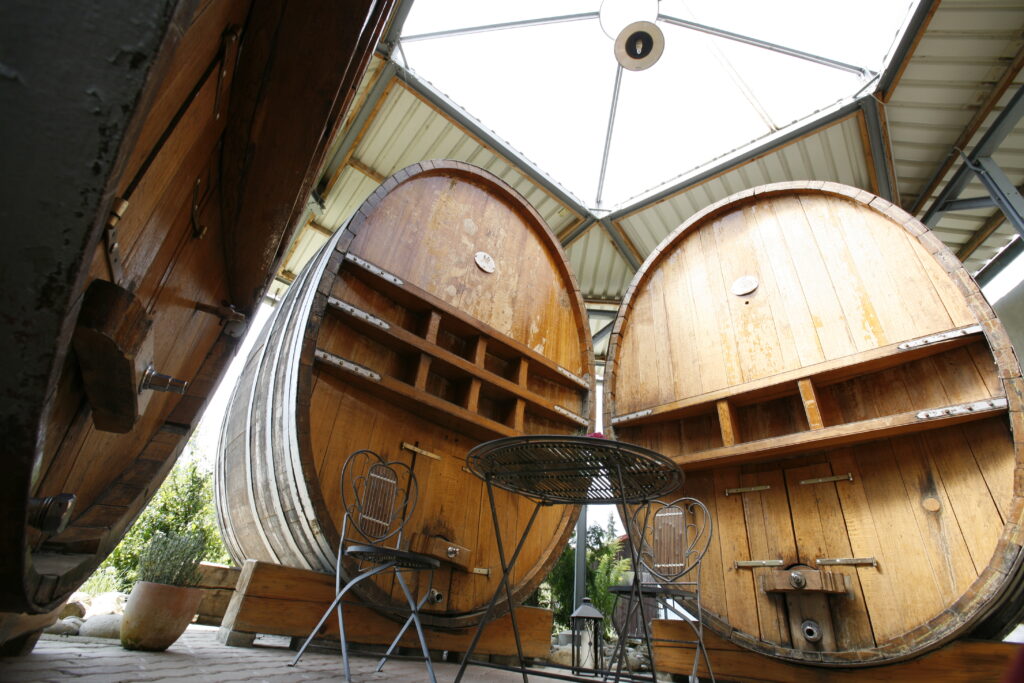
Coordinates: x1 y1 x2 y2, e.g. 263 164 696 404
400 0 920 211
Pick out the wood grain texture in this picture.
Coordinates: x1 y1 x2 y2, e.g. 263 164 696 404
218 560 553 657
4 0 388 624
651 620 1022 682
606 182 1024 666
216 162 595 629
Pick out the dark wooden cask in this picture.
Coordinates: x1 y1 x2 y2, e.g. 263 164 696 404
215 161 596 629
0 0 392 653
605 182 1023 666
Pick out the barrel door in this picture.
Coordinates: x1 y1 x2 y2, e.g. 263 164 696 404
606 182 1023 665
216 161 595 628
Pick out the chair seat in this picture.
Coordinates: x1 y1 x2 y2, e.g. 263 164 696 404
345 544 441 570
609 583 662 597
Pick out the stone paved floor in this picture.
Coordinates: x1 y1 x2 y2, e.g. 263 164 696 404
0 625 532 683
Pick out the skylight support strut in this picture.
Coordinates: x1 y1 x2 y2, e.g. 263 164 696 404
595 65 624 211
401 12 600 43
923 84 1024 228
658 14 874 78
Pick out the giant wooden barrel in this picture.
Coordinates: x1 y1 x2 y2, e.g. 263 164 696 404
215 161 595 628
605 182 1024 666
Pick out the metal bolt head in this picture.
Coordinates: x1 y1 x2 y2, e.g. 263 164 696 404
789 571 807 589
801 619 823 643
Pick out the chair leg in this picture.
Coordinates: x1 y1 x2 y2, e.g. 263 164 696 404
289 561 395 674
393 569 437 683
375 569 432 672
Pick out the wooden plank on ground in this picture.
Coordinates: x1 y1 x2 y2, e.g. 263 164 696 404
651 619 1021 682
218 559 552 657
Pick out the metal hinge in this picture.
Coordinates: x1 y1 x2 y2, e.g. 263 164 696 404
554 405 588 426
314 349 381 382
734 559 784 568
344 253 404 286
104 198 129 285
898 324 983 350
611 408 653 425
556 365 590 388
816 557 877 567
328 296 390 330
799 473 853 486
401 442 442 461
916 398 1007 420
725 485 770 496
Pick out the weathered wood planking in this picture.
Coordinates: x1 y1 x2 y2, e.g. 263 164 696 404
1 0 394 654
218 560 553 657
216 161 595 629
651 619 1022 681
606 182 1023 666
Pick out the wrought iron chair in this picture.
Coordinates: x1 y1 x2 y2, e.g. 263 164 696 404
290 449 439 683
612 496 714 683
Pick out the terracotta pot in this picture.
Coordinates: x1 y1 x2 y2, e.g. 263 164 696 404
120 581 203 651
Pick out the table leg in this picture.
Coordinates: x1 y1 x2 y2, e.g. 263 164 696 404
454 479 542 683
613 466 657 683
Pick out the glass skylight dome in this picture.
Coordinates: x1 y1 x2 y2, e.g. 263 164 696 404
399 0 920 213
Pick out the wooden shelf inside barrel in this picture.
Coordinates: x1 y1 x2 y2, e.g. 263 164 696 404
611 324 1007 469
314 254 589 442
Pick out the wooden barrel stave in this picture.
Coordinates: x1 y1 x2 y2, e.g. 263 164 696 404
216 161 595 627
606 183 1023 665
0 1 392 650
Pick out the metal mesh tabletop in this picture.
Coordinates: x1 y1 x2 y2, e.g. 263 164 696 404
465 435 683 505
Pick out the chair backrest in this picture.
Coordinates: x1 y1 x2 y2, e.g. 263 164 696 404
339 449 418 546
633 497 711 584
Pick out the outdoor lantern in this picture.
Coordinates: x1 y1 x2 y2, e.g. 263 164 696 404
570 597 606 675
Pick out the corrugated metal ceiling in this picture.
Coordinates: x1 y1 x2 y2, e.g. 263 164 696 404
271 1 1024 359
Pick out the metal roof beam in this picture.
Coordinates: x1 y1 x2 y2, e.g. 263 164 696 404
599 218 641 271
592 319 615 344
922 84 1024 226
860 97 896 201
392 61 592 219
401 12 599 42
561 217 596 247
658 14 873 78
318 60 399 194
970 157 1024 238
595 65 624 210
875 0 938 100
944 196 996 213
378 0 418 57
976 236 1023 287
605 100 863 222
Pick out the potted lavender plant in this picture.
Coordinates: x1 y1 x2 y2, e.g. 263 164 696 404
120 531 205 651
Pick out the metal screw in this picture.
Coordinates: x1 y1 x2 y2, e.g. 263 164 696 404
446 546 460 558
789 571 807 589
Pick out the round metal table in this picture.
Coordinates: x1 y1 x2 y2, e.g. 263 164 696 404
455 435 684 683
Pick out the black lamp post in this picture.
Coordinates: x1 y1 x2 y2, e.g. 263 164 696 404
570 597 605 675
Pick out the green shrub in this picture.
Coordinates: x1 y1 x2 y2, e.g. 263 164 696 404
546 514 627 636
136 531 205 587
84 441 231 593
